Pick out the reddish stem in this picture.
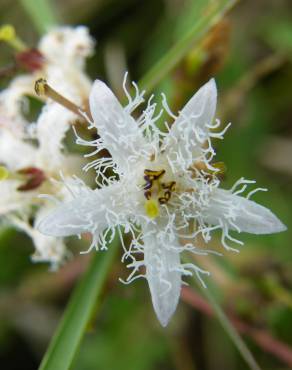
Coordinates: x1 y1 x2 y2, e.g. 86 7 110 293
181 286 292 367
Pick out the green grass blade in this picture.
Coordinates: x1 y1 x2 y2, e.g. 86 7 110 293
195 278 262 370
18 0 57 34
38 239 119 370
139 0 238 92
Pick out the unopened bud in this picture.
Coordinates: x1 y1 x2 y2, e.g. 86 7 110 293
0 24 26 51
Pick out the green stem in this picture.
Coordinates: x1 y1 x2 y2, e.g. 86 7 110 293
196 280 262 370
139 0 238 93
18 0 57 34
38 240 119 370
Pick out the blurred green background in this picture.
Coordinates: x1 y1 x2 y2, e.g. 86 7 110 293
0 0 292 369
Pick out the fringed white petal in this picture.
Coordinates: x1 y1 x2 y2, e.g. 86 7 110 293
0 75 33 127
30 231 67 270
0 130 37 171
143 223 181 327
39 26 94 69
89 80 150 173
36 103 75 170
164 78 217 170
9 212 67 270
0 180 34 214
203 188 287 235
32 209 67 269
39 27 93 101
37 182 127 238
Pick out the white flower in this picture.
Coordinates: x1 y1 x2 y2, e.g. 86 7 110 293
0 26 94 129
0 102 79 268
0 26 94 268
38 25 94 101
37 77 286 326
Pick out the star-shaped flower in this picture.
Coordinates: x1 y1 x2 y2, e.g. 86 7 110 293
38 77 286 326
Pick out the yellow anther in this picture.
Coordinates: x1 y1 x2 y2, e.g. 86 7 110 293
0 24 26 51
0 166 9 180
145 199 160 219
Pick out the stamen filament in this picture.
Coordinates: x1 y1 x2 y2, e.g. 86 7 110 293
35 78 92 121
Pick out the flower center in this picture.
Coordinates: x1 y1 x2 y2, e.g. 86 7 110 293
143 169 176 219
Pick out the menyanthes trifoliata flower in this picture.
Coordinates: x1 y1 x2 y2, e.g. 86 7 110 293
0 26 94 268
37 76 286 326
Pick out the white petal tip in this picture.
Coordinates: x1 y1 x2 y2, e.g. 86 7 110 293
241 207 287 235
154 305 177 327
208 77 216 86
157 315 172 328
211 190 287 236
151 290 180 328
267 218 287 234
205 78 217 93
251 206 287 235
90 79 113 102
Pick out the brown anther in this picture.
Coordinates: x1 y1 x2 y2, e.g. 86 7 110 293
34 78 92 121
17 167 46 191
162 181 176 191
190 160 226 181
144 190 152 200
144 169 165 180
143 175 152 190
143 168 176 205
143 169 166 198
158 198 167 204
191 161 208 173
16 48 45 72
159 190 171 204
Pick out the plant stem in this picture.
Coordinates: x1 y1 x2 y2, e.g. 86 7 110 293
38 240 119 370
139 0 238 93
195 279 262 370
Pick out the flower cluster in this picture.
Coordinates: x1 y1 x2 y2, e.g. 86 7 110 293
0 26 94 268
37 76 286 326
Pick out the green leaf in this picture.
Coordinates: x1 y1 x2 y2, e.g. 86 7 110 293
38 239 119 370
18 0 58 34
73 295 168 370
139 0 238 93
261 19 292 54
